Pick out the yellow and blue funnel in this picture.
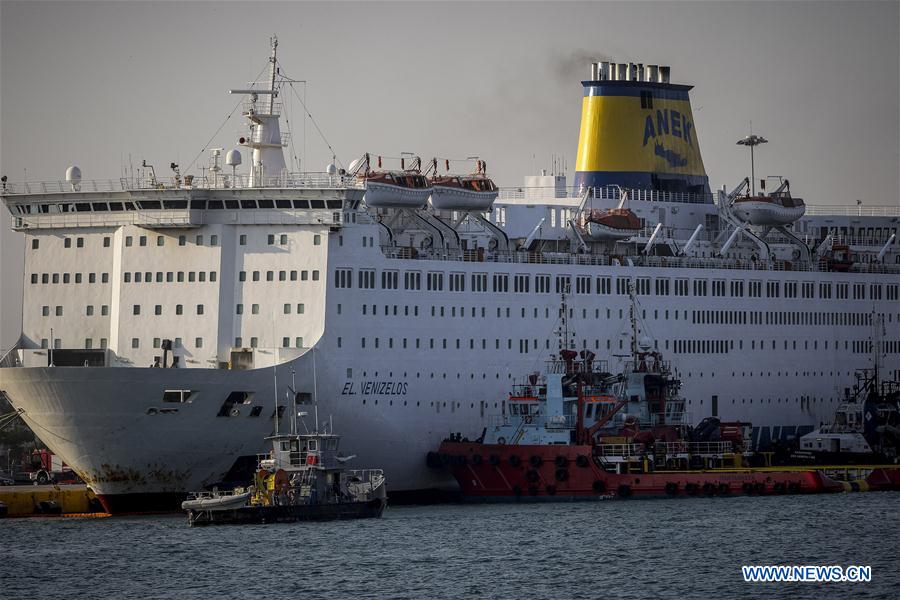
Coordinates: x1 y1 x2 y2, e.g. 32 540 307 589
574 62 709 194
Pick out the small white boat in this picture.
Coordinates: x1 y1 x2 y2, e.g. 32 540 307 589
181 490 251 511
354 153 432 209
732 181 805 226
582 208 642 241
430 174 498 211
364 174 432 209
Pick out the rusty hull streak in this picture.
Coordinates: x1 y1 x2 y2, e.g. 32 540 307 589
85 463 192 488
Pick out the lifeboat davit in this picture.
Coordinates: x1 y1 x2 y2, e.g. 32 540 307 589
362 170 432 209
582 208 641 241
429 174 498 211
732 193 805 226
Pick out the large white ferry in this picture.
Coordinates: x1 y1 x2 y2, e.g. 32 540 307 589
1 41 898 512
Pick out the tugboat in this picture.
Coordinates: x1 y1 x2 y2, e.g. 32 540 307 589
427 158 499 212
798 321 900 465
431 287 843 500
352 152 432 209
183 416 387 526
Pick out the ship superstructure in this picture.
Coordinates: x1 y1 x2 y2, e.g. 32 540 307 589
1 47 899 512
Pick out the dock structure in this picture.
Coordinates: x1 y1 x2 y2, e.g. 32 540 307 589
0 484 107 517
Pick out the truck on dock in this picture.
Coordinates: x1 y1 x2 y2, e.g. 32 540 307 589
28 449 80 485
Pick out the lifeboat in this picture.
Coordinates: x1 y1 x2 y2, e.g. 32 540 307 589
429 174 498 211
352 153 432 209
362 170 432 209
732 192 806 226
582 208 641 241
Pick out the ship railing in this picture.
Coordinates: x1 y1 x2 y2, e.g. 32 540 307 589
10 206 341 230
496 185 714 206
544 359 610 375
487 414 575 429
654 441 735 456
544 415 576 429
342 469 385 499
242 98 283 116
642 411 690 427
763 232 898 248
380 245 900 274
804 205 900 217
594 443 646 458
0 173 362 196
184 489 248 500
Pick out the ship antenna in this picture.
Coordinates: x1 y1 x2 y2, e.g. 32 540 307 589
312 346 320 433
557 286 571 352
290 367 296 436
272 309 279 435
268 35 278 114
628 280 638 357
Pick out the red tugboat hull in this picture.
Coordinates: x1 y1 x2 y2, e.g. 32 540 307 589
437 442 844 501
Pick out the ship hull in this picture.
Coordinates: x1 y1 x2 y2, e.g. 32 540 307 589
437 442 845 501
186 497 386 526
0 349 863 513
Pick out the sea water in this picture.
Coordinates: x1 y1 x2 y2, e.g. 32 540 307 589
1 492 897 599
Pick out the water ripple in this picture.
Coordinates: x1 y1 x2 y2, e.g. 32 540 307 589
1 493 897 599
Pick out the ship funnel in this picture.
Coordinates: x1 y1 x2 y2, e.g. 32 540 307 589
574 59 709 194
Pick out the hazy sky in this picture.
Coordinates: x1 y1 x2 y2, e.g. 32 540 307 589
1 1 898 349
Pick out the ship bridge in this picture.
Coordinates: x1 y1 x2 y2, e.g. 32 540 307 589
1 173 363 231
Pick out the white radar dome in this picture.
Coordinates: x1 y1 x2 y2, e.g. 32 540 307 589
66 166 82 191
638 336 653 351
326 163 337 176
347 158 362 174
226 149 242 167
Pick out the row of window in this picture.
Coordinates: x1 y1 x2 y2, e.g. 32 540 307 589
238 270 320 282
125 234 219 247
31 272 109 284
133 304 205 315
43 335 303 351
237 304 306 315
265 233 321 246
332 268 900 301
124 271 217 283
234 337 304 349
343 335 895 355
18 198 342 215
692 309 875 328
31 231 323 250
344 302 898 329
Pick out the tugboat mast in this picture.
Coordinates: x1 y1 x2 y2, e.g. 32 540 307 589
628 280 638 357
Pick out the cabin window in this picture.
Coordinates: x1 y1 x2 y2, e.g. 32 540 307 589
163 390 193 403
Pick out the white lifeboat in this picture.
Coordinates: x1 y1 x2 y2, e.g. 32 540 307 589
732 191 806 226
355 154 432 209
362 170 432 209
582 208 642 241
429 174 498 211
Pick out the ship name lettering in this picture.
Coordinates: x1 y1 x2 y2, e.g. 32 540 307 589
341 381 407 396
642 108 693 147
